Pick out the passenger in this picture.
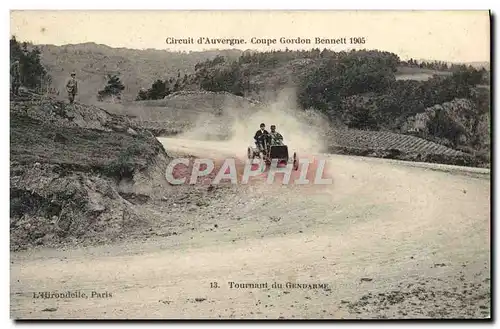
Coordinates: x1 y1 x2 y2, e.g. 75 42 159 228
269 125 284 146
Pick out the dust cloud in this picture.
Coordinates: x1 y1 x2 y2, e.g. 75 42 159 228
177 88 332 158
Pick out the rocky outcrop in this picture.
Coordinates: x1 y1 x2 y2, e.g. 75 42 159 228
10 93 171 250
11 93 133 132
10 162 144 250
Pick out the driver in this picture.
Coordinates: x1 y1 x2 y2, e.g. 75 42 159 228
254 123 270 152
270 125 284 146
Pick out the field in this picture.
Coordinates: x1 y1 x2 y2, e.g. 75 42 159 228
329 129 462 155
395 66 453 81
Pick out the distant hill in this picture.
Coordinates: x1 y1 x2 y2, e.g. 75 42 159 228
464 62 490 70
413 58 490 71
35 42 243 102
35 42 489 102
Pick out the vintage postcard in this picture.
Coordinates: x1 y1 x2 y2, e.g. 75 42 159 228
9 10 491 320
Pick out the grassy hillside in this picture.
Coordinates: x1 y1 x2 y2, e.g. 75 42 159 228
36 42 242 102
35 43 468 102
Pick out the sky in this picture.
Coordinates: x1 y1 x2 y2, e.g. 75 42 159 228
10 10 490 62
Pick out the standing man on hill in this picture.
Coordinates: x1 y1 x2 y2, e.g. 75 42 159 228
66 71 78 104
10 60 21 96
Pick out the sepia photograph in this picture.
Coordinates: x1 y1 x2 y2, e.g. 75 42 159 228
9 10 491 320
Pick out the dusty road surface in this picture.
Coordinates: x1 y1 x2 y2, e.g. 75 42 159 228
11 138 491 319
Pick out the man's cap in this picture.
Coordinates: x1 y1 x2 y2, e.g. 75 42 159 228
70 71 76 76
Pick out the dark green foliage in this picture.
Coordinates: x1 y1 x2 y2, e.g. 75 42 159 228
97 74 125 101
136 74 189 100
297 50 400 122
10 36 50 90
199 62 245 96
426 109 467 147
182 49 488 139
148 79 170 100
451 66 484 86
135 88 148 101
307 61 485 133
345 107 380 130
192 49 329 96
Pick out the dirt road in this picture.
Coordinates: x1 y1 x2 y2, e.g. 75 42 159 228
10 138 491 319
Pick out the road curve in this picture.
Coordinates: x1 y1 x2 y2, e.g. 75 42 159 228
10 138 491 319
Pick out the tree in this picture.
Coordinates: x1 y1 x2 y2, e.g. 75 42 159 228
135 88 148 101
10 36 49 91
298 50 399 111
346 106 379 130
451 66 483 86
97 74 125 101
426 108 466 147
148 79 170 99
195 58 243 96
135 78 173 101
173 80 180 92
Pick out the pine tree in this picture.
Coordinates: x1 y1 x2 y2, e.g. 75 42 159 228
135 89 148 101
97 74 125 101
147 79 169 99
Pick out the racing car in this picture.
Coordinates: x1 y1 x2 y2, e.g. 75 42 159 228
247 134 299 170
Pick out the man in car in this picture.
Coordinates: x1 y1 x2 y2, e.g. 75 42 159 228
269 125 284 146
254 123 270 153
